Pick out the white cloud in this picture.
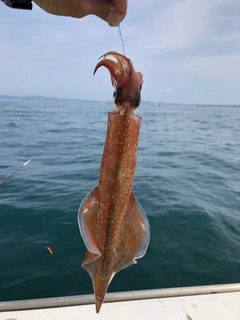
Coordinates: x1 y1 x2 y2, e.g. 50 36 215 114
162 88 173 93
0 0 239 104
178 53 240 78
125 0 240 58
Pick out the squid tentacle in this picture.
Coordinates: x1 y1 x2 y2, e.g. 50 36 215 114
93 51 143 110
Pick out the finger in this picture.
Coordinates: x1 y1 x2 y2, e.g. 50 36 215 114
33 0 87 18
95 0 128 26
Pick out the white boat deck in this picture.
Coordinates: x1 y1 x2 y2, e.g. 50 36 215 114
1 284 240 320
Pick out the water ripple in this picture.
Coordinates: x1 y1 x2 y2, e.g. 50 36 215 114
0 99 239 300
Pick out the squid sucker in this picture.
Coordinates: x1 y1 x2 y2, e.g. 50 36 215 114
78 51 150 313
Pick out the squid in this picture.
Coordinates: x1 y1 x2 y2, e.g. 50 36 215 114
78 52 150 313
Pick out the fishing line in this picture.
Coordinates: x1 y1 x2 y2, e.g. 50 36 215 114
118 24 126 56
0 156 91 289
36 176 92 289
35 179 48 245
43 223 92 289
46 247 91 288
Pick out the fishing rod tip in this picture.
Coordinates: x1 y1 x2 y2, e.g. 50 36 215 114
23 159 32 166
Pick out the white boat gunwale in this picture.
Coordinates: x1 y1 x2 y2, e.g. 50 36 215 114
1 283 240 311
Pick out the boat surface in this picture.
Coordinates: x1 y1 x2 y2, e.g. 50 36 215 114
1 284 240 320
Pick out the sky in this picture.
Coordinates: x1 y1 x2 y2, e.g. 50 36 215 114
0 0 240 104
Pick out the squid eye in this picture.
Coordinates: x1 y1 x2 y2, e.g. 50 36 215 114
113 89 117 102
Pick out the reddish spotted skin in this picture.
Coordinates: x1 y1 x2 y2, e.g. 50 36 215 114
94 108 141 311
79 52 148 313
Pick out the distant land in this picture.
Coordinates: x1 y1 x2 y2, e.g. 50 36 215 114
0 95 80 102
0 95 239 108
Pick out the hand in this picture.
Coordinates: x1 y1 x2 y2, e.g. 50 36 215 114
33 0 128 26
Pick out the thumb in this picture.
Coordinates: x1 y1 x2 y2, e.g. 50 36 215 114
94 0 127 26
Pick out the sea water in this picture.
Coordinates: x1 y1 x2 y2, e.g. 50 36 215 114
0 98 239 301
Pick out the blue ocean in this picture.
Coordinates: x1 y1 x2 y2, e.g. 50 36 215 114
0 98 239 302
